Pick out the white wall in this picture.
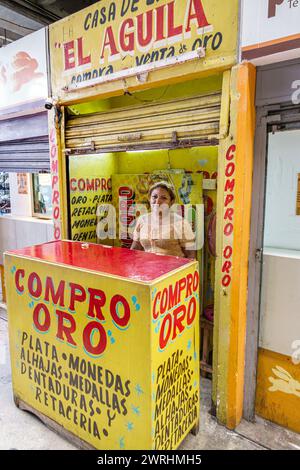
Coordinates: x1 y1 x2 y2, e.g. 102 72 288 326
9 173 32 217
242 0 300 47
264 130 300 251
260 129 300 357
259 249 300 357
0 216 54 264
241 0 300 64
0 172 54 265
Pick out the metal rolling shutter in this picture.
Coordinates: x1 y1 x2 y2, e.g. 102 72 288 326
0 112 50 172
65 92 221 153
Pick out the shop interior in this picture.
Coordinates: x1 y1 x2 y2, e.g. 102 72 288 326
61 73 224 381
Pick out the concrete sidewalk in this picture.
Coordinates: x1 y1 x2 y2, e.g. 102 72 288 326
0 311 299 451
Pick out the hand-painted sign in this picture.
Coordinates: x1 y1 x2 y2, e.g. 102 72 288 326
5 241 200 449
0 29 48 112
49 0 238 100
241 0 300 64
69 154 114 243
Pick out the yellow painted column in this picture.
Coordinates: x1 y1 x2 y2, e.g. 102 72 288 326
213 63 256 428
48 106 68 240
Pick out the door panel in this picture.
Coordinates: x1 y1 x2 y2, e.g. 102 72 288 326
256 129 300 433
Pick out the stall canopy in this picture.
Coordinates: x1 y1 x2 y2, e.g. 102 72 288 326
0 112 49 172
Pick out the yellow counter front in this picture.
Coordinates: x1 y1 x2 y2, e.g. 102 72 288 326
5 241 200 450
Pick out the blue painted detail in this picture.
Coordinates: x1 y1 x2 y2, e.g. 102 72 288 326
151 288 157 300
135 384 144 396
32 325 49 336
29 294 42 302
119 437 125 449
112 320 130 332
126 422 134 431
55 336 77 348
83 346 105 359
131 405 140 416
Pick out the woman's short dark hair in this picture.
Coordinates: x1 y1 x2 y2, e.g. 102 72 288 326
149 181 176 202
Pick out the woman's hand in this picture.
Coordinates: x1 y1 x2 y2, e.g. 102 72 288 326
183 249 197 260
131 241 144 251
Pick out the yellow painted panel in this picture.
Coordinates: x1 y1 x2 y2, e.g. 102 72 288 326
69 154 117 243
5 250 199 450
116 147 218 175
70 75 223 116
212 63 256 429
151 266 200 449
49 0 238 104
256 348 300 434
226 63 256 429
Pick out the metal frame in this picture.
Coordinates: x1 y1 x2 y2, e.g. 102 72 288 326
64 138 220 156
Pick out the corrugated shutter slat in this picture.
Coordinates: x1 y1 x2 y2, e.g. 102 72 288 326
66 93 221 152
0 112 50 173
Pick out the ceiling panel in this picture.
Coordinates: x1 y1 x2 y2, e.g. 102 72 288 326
0 0 99 47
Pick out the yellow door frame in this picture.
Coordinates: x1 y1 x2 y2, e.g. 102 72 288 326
213 62 257 428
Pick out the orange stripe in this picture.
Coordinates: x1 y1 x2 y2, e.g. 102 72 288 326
242 32 300 51
226 63 256 429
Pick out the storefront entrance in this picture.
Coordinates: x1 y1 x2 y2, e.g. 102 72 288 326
245 59 300 433
63 77 222 383
256 126 300 433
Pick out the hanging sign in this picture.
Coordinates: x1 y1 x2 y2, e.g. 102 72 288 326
49 0 239 100
241 0 300 64
0 29 48 113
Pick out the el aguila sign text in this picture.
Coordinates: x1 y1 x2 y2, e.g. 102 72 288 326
49 0 238 96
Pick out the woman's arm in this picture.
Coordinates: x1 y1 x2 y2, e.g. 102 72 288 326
131 240 144 251
182 248 197 260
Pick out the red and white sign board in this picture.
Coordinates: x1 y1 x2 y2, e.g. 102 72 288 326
241 0 300 65
0 29 48 113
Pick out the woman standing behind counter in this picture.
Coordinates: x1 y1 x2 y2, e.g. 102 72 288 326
131 181 196 259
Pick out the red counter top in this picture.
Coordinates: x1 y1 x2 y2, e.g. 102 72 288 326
6 240 192 283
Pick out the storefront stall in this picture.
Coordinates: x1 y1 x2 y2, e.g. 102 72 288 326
47 0 257 432
5 240 200 450
242 0 300 433
5 0 257 447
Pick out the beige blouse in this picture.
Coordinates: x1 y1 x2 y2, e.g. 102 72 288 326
133 212 196 258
